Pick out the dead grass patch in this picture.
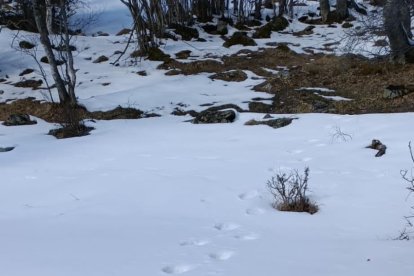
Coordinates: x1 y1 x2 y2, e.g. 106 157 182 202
0 100 154 124
245 117 296 129
268 167 318 215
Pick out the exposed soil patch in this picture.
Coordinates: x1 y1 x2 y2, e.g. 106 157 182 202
0 99 158 123
160 47 414 114
2 114 37 126
245 117 296 129
14 79 43 89
19 68 34 76
93 55 109 63
223 32 257 48
91 106 144 120
48 125 94 139
5 45 414 117
175 50 192 59
209 70 248 82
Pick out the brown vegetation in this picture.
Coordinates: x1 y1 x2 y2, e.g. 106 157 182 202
159 47 414 114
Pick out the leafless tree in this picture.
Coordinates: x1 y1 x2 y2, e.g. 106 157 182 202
32 0 77 104
398 142 414 239
342 10 387 56
336 0 348 19
383 0 414 63
319 0 330 22
120 0 165 54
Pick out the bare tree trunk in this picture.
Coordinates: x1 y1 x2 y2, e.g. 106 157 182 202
254 0 262 19
319 0 330 23
59 0 76 103
32 0 71 104
279 0 286 16
383 0 413 63
238 0 244 21
264 0 273 9
336 0 348 21
288 0 294 18
194 0 211 22
45 0 54 34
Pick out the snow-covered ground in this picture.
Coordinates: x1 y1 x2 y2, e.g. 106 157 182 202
1 1 414 275
1 113 414 276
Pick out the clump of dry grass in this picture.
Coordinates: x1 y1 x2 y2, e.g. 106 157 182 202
267 167 318 214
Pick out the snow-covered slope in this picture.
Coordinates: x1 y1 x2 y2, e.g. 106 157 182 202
1 1 413 276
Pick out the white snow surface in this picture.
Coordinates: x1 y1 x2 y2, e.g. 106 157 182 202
1 1 414 275
1 113 414 276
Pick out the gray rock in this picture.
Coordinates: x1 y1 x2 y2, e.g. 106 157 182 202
3 114 37 126
383 84 414 99
0 147 14 152
217 20 228 35
209 70 248 82
245 117 296 129
366 139 387 157
193 109 237 124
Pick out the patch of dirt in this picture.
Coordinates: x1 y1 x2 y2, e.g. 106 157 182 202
116 28 132 36
19 40 35 49
170 24 199 41
175 50 192 59
90 106 144 120
48 125 94 139
93 55 109 63
19 68 34 76
14 79 43 89
245 117 296 129
223 32 257 48
0 100 158 123
209 70 248 82
40 56 64 65
159 47 414 114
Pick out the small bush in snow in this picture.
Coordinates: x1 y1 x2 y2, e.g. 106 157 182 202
267 167 318 214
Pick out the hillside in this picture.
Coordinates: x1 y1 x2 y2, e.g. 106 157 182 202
0 1 414 276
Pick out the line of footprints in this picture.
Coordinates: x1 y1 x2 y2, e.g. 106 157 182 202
161 140 323 274
161 190 262 274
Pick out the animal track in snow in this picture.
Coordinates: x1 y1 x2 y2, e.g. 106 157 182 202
234 233 259 241
208 250 234 261
238 190 259 200
164 156 181 160
245 208 265 215
214 223 240 232
180 239 209 247
195 156 220 160
315 143 327 147
162 264 194 274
